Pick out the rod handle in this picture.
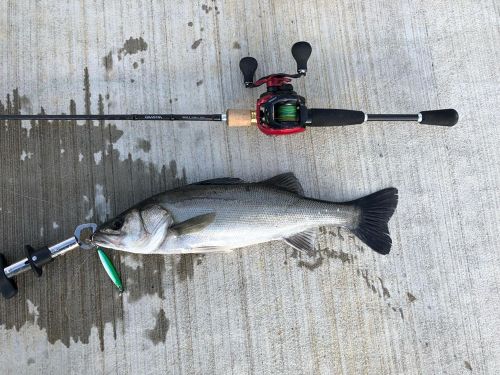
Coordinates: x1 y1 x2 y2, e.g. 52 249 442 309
419 109 458 126
226 109 256 127
307 109 365 127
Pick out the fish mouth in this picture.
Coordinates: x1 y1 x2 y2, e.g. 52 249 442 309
91 231 120 249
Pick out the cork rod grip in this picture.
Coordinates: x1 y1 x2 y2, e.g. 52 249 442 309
226 109 256 127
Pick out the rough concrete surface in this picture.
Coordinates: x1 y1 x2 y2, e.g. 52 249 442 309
0 0 498 374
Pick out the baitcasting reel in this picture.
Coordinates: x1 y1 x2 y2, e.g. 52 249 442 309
236 41 311 135
228 41 458 134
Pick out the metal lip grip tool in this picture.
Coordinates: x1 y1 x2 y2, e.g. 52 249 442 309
0 223 97 299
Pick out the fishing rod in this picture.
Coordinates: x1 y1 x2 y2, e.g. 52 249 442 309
0 42 459 133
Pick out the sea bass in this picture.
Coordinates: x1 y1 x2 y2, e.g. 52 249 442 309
91 173 398 255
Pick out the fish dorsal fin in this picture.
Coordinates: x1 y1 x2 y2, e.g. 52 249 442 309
284 229 317 255
192 178 245 185
171 213 216 235
261 173 304 195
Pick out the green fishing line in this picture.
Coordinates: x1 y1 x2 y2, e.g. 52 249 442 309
276 103 298 122
97 247 123 293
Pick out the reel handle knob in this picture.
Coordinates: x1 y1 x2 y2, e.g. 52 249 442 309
239 57 258 87
291 41 312 74
419 109 458 127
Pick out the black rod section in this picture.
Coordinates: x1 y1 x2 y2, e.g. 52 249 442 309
366 114 419 122
0 114 223 121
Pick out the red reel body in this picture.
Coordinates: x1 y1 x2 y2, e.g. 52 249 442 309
253 75 308 136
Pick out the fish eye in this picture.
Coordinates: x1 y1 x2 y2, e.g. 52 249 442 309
110 217 125 230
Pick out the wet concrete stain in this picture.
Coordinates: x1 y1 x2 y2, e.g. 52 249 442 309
102 51 113 72
118 36 148 60
0 68 187 350
391 306 404 320
407 292 417 302
191 39 203 50
321 247 354 264
147 308 170 345
378 277 391 298
359 269 378 295
298 256 323 270
196 79 203 86
136 138 151 152
176 254 195 281
196 254 205 265
233 41 241 49
201 4 212 14
288 227 357 270
355 269 403 319
20 95 31 112
286 231 404 319
464 360 472 371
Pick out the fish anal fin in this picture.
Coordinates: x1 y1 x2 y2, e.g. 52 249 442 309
171 213 215 235
262 173 304 195
283 229 317 255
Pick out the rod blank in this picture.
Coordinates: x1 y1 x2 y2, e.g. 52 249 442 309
0 114 224 121
367 114 419 122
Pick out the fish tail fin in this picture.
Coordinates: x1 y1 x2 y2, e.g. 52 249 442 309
349 188 398 255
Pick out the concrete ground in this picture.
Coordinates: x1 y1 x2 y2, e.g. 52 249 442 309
0 0 498 374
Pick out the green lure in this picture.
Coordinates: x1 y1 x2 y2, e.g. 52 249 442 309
97 247 123 293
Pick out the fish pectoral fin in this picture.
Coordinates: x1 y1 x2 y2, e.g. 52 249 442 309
261 173 304 195
170 213 216 235
284 229 317 255
191 177 246 185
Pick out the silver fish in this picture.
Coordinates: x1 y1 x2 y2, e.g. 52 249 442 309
91 173 398 255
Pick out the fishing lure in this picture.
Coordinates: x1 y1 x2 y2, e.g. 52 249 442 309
97 247 123 293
